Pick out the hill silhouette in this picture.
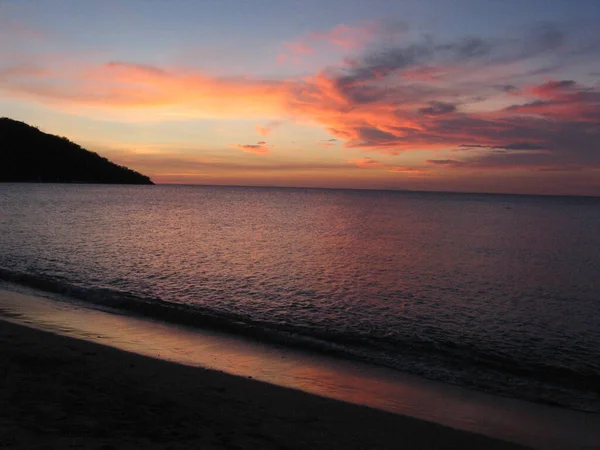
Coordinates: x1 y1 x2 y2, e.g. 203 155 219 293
0 118 153 185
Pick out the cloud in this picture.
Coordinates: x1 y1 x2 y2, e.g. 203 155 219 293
255 120 283 136
518 22 567 58
283 42 313 55
255 125 270 136
426 159 462 166
504 80 600 121
495 84 519 93
529 79 577 97
350 157 428 174
317 138 338 148
308 23 378 50
282 24 600 171
98 146 363 185
2 21 600 176
0 60 290 120
418 101 457 116
231 141 272 155
351 157 384 168
277 42 314 64
458 142 546 151
277 21 406 64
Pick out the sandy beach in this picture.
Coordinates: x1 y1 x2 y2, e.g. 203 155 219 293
0 318 529 449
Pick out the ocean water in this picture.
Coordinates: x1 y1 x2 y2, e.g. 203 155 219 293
1 183 599 412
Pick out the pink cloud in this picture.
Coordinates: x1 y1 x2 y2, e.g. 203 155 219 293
401 66 449 82
505 79 600 121
277 22 386 64
350 157 384 168
2 23 600 177
284 42 313 54
528 80 578 98
277 42 314 64
309 24 375 50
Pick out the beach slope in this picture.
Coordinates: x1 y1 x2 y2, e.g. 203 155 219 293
0 319 528 449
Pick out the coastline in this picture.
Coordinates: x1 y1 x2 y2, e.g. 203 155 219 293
0 318 527 450
1 285 599 449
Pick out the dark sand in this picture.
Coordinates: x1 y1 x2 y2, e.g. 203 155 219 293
0 319 529 449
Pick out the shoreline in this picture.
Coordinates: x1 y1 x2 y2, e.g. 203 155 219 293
2 267 598 417
0 318 527 449
2 285 599 449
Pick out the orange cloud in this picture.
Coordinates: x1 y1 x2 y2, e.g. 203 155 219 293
0 60 289 121
2 23 600 176
317 139 338 148
255 125 270 136
426 159 462 167
506 79 600 121
349 157 429 174
350 157 384 168
255 120 283 136
4 54 599 170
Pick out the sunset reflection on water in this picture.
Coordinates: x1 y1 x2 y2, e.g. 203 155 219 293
1 287 598 450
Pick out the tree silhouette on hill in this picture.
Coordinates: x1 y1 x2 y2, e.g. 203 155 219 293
0 118 153 185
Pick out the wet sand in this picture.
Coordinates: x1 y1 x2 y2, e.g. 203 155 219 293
0 319 528 449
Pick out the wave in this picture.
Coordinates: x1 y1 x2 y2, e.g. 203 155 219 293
1 266 599 412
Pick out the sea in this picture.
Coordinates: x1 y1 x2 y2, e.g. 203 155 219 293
1 183 599 413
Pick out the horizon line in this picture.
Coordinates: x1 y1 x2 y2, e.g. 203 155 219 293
150 182 600 199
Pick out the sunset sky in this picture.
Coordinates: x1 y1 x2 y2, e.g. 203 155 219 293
1 0 600 195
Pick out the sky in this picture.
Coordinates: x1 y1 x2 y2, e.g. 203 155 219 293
1 0 600 195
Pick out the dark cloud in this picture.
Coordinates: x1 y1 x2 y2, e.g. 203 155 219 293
105 61 167 76
531 166 583 172
504 100 550 111
418 101 457 116
437 36 493 60
458 142 545 151
524 23 566 53
495 84 518 93
231 142 272 155
502 142 545 150
539 79 577 91
426 159 462 166
331 36 492 96
348 127 402 147
313 22 594 114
